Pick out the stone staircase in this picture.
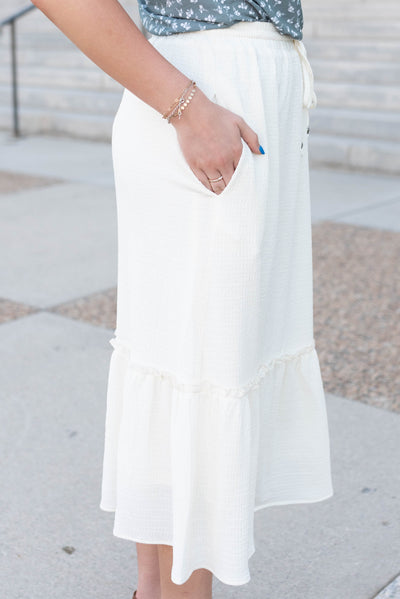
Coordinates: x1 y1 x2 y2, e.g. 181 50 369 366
302 0 400 174
1 0 399 174
0 0 144 141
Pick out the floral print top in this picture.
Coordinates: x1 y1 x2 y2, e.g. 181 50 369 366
137 0 303 40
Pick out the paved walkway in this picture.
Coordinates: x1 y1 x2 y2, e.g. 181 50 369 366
0 131 399 599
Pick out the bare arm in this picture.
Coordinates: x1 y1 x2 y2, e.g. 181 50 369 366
32 0 263 193
32 0 193 116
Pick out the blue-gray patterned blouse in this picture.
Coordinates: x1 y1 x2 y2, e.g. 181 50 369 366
137 0 303 40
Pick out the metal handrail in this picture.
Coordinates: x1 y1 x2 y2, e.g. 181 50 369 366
0 4 37 137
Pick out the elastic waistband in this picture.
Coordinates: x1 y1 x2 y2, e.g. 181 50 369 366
196 20 292 42
152 21 317 110
156 20 293 43
223 22 318 109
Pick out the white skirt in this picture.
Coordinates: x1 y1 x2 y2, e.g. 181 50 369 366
100 20 334 586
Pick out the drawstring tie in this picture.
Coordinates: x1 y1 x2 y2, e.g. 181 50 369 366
292 39 317 109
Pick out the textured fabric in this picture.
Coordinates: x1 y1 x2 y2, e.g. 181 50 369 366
100 20 333 586
137 0 303 39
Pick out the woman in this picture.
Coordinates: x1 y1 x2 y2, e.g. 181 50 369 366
32 0 334 597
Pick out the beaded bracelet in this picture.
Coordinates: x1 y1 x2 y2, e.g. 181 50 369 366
162 79 194 118
167 84 197 123
162 80 197 124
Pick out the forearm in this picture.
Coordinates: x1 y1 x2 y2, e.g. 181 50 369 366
31 0 195 117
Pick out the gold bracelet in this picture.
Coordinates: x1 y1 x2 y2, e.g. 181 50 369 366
163 81 196 121
162 79 195 119
166 84 197 123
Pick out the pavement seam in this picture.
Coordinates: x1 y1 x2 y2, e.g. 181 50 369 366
371 572 400 599
324 193 400 222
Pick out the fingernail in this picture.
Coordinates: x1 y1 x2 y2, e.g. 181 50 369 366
259 145 265 154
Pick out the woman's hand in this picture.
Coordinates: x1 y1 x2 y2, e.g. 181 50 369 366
30 1 263 194
171 88 264 195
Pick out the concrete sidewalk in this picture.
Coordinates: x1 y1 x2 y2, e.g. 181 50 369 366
0 131 399 599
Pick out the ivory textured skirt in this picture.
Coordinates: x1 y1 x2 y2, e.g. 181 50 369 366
100 20 334 586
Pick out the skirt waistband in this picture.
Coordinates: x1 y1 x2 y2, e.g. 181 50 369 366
151 20 317 110
216 21 317 109
191 20 292 41
155 20 290 42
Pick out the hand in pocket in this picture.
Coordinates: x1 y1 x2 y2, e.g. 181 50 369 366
171 87 264 195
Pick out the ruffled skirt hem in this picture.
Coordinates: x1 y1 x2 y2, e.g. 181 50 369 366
100 337 333 586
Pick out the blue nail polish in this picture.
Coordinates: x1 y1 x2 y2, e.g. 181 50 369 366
259 145 265 154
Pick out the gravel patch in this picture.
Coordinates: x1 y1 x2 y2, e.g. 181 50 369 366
0 298 39 324
3 219 399 415
0 170 62 194
50 287 116 331
313 220 400 414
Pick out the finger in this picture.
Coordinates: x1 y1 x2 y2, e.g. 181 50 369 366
215 162 236 194
190 166 214 192
202 168 226 195
193 166 228 195
210 139 243 194
236 118 265 156
214 142 242 193
206 144 241 195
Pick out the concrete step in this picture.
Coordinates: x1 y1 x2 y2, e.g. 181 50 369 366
0 0 397 175
303 0 400 8
304 4 400 18
310 107 400 142
315 82 400 112
9 20 400 41
304 0 399 6
1 54 396 90
1 39 397 67
7 82 397 128
306 10 400 19
312 59 400 86
0 84 123 115
0 64 121 92
0 28 76 49
0 1 37 20
305 39 400 62
309 133 400 175
0 105 113 142
0 46 95 69
307 20 400 39
8 58 393 93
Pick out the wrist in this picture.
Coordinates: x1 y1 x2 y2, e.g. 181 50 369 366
169 87 212 129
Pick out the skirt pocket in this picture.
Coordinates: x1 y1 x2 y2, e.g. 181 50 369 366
175 134 253 200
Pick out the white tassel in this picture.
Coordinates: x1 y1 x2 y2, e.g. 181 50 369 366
293 39 318 109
